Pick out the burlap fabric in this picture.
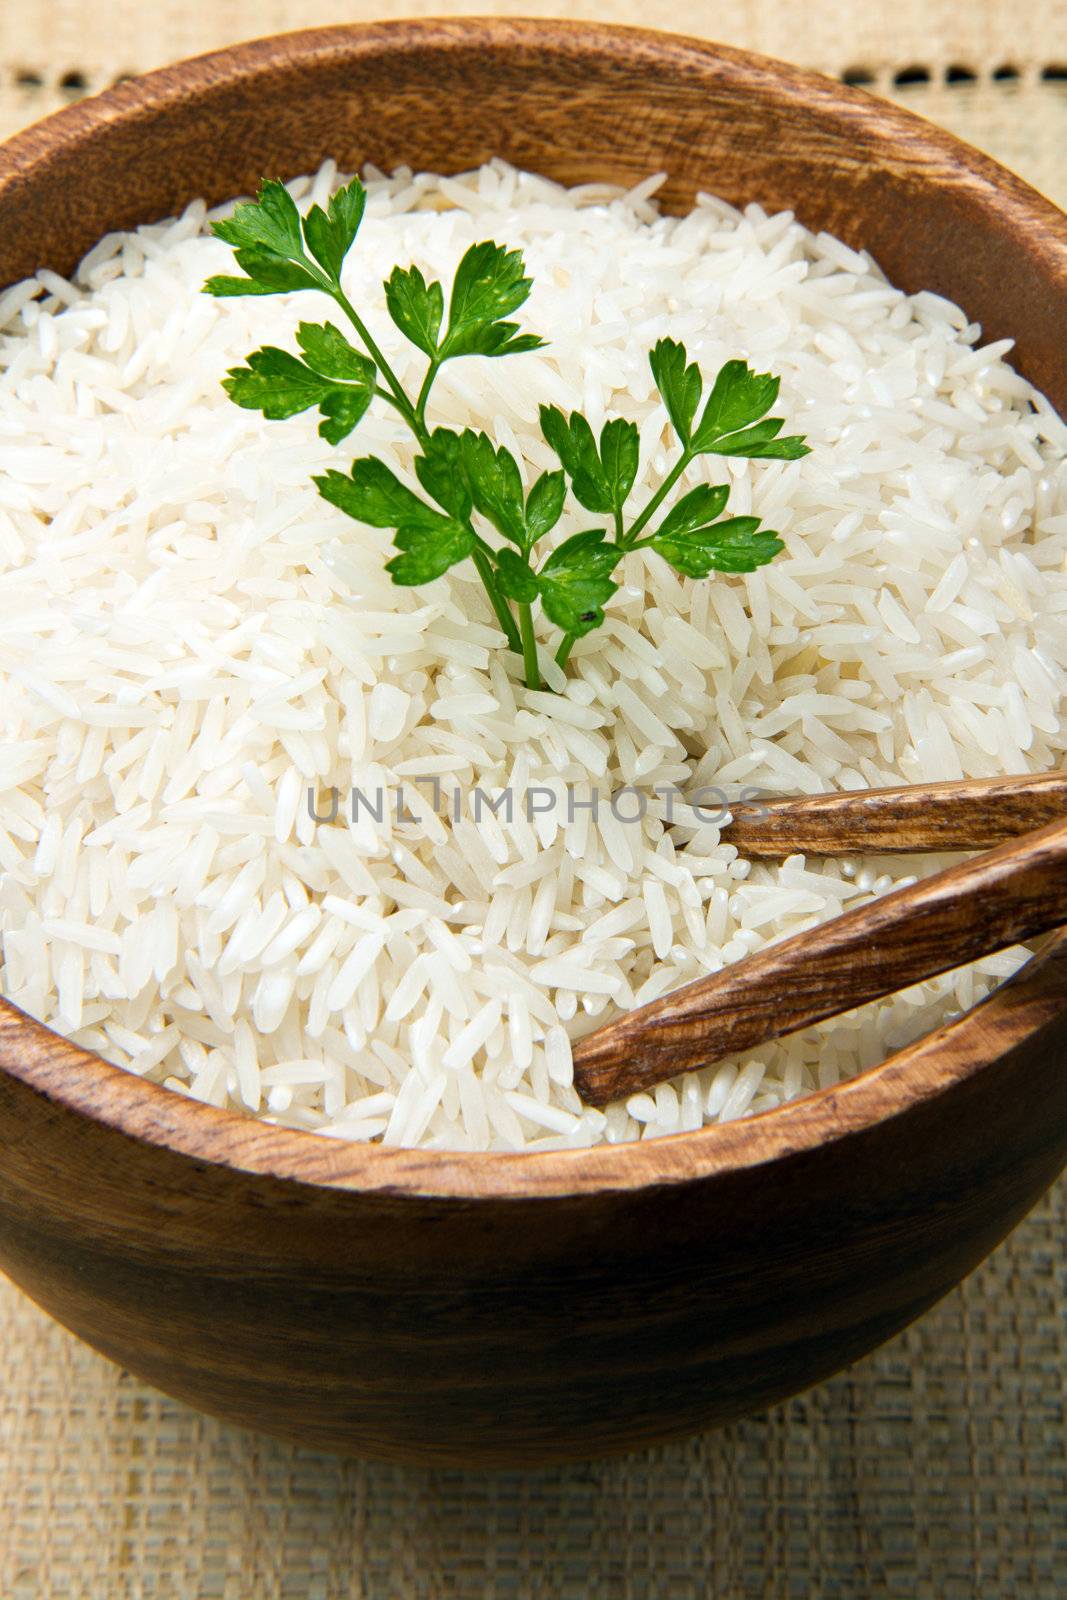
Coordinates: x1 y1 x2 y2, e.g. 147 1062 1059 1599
1 3 1065 1595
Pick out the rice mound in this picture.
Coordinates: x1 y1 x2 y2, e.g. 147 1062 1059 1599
1 159 1065 1150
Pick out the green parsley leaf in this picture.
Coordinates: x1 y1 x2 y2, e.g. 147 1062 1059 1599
459 431 526 546
649 338 702 444
447 241 532 330
387 520 476 585
205 247 321 298
223 336 374 443
703 418 810 459
541 407 609 510
651 515 784 578
318 454 474 584
599 418 640 512
541 528 619 573
203 274 291 298
439 320 544 360
685 360 811 460
295 321 374 382
653 483 731 538
537 529 621 636
204 183 325 298
539 408 639 516
439 242 544 360
385 264 445 357
205 179 368 298
317 389 375 447
303 177 367 281
538 405 582 479
537 573 618 638
415 429 473 522
693 360 779 443
524 470 566 542
207 188 811 685
494 548 540 604
211 180 305 258
223 347 332 420
315 458 447 530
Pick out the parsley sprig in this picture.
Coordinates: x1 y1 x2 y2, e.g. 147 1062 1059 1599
206 177 810 689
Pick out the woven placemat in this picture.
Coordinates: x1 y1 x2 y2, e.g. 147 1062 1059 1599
2 3 1066 1596
2 1184 1064 1597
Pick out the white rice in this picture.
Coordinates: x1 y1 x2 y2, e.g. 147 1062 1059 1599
1 158 1066 1151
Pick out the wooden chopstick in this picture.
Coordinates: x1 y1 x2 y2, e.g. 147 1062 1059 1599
720 770 1067 857
572 813 1067 1108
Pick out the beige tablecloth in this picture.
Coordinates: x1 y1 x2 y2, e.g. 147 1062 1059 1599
1 3 1066 1595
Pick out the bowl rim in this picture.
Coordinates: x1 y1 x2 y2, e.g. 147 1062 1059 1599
2 16 1066 1201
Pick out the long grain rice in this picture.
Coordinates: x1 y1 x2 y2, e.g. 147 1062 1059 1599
1 159 1065 1149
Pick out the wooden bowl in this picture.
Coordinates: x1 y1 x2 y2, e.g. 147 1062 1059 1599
1 19 1066 1467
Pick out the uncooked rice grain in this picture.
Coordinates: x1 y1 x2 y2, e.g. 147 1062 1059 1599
1 159 1065 1150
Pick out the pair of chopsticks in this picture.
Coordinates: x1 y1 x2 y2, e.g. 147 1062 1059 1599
572 771 1067 1107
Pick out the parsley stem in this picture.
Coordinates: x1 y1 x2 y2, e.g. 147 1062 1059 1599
414 359 441 433
466 528 521 647
473 549 522 651
555 631 576 669
622 450 692 546
518 603 542 691
286 250 546 673
329 284 428 447
328 284 522 657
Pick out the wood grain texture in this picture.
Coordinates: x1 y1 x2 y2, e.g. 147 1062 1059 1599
574 817 1067 1106
0 20 1065 1464
3 938 1067 1465
2 19 1067 407
721 770 1067 856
